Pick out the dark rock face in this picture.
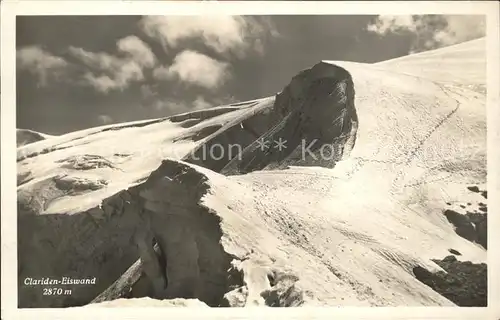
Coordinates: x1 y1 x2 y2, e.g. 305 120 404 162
221 62 358 175
17 189 144 307
443 205 487 250
466 211 487 249
133 160 239 307
443 210 477 243
183 99 277 172
183 63 358 176
261 272 304 307
16 174 129 307
448 249 461 255
413 256 487 307
466 185 487 199
18 160 241 308
467 186 480 193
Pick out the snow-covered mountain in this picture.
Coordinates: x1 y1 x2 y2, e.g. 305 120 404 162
17 38 487 308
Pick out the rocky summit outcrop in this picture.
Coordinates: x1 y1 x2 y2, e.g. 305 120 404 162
17 38 487 308
220 63 358 174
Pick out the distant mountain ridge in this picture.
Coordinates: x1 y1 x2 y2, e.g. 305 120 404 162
16 128 54 147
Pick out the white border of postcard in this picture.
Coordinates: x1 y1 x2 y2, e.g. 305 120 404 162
2 1 499 319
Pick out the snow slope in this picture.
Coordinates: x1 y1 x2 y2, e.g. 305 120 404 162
17 38 487 308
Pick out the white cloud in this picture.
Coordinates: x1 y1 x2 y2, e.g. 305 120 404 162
193 96 212 110
68 46 121 71
69 36 157 93
152 65 170 80
140 15 277 57
97 114 113 125
153 50 230 89
17 46 69 86
367 15 486 52
140 84 157 100
433 15 486 46
82 69 141 93
152 96 213 113
152 99 188 113
69 48 145 93
213 94 238 106
116 36 156 68
367 15 417 34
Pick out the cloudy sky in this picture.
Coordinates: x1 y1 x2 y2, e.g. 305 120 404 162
17 15 485 135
